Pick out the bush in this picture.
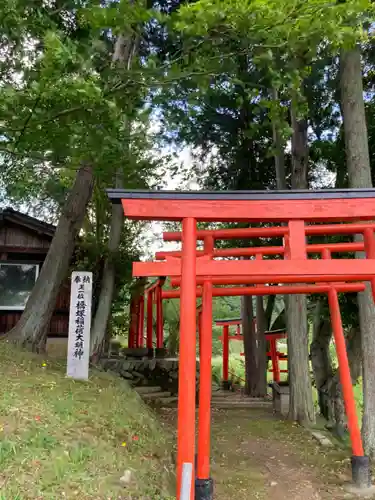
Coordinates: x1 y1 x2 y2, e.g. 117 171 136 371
211 355 245 385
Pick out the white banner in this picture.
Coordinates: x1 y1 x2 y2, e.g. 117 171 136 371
67 271 93 380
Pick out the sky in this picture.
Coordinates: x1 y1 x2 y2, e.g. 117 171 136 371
145 146 197 258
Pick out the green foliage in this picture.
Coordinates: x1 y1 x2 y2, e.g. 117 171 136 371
0 0 164 208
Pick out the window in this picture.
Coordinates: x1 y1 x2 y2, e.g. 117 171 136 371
0 263 39 310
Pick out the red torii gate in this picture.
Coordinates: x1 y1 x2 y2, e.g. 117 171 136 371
107 188 375 498
128 278 165 351
216 318 243 389
216 318 288 385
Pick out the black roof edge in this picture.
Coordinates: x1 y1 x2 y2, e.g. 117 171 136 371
107 188 375 203
0 207 56 236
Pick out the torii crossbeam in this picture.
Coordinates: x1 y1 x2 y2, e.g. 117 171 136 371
107 188 375 499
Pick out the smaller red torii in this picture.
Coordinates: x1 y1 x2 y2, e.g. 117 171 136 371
216 319 288 385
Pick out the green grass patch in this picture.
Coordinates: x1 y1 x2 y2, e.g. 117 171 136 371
0 342 174 499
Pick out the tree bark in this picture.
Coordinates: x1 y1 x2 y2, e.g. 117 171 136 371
90 179 124 357
241 295 267 396
287 99 315 424
310 299 333 420
264 295 276 331
5 164 94 351
256 295 268 396
340 46 375 456
242 295 256 395
90 30 138 357
271 87 287 190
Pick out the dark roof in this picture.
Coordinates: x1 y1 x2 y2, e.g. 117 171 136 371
107 188 375 204
0 208 55 238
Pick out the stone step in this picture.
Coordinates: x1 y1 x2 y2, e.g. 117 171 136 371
143 391 172 400
211 392 266 400
155 396 178 406
121 347 151 358
211 400 272 409
135 386 162 394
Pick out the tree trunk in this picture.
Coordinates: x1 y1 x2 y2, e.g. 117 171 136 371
90 202 123 357
256 296 268 396
310 299 333 420
90 30 138 357
242 295 256 395
287 99 315 424
242 295 266 396
340 46 375 456
264 295 276 331
271 87 287 190
5 164 94 351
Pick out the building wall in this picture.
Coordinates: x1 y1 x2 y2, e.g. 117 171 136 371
0 284 70 336
0 222 51 251
0 218 71 337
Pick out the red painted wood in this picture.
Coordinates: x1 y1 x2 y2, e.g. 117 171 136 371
121 198 375 222
328 288 364 456
145 279 162 293
197 280 213 480
216 320 241 326
197 309 202 359
156 285 163 349
171 274 371 287
146 290 153 348
177 218 197 499
222 332 288 379
363 228 375 302
269 338 280 383
164 283 366 298
128 298 137 348
163 222 375 241
288 220 307 260
134 258 375 280
137 296 145 347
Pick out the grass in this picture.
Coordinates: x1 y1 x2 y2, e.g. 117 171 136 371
0 342 175 499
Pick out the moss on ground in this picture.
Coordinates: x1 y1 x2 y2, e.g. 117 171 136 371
0 343 175 499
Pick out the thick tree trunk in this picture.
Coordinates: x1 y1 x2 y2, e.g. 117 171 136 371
241 295 267 396
5 164 94 351
90 201 123 356
90 30 138 357
340 46 375 456
287 100 315 424
310 299 333 420
242 295 258 395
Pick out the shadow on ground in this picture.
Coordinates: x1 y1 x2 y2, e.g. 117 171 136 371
159 407 360 500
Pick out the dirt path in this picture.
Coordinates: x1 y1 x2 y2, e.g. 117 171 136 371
159 408 360 500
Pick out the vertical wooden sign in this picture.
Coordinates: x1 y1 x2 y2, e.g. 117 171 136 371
67 271 93 380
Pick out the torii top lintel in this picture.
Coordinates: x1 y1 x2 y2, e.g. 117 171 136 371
107 188 375 222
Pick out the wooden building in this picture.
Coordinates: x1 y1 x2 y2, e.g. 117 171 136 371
0 208 70 338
